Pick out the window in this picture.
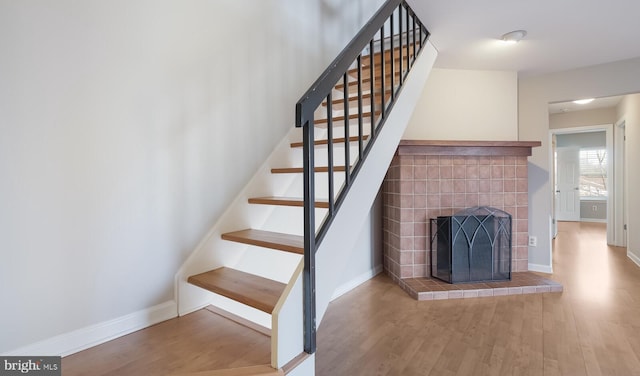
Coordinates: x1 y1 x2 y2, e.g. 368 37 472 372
579 148 607 198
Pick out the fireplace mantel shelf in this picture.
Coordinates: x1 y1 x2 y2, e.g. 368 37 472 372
397 140 542 157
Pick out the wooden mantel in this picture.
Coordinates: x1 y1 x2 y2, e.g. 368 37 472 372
396 140 542 157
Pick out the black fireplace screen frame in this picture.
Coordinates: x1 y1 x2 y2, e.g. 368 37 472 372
429 206 512 284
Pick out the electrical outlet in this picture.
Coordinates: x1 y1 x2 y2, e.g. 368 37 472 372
528 236 537 247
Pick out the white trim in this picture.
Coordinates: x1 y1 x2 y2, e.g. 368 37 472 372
628 251 640 268
206 305 271 337
271 261 304 368
528 263 553 274
580 218 607 223
3 301 177 357
331 265 383 301
614 119 627 247
177 301 211 318
286 353 315 376
579 197 607 202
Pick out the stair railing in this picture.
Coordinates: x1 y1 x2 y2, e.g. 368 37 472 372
295 0 429 354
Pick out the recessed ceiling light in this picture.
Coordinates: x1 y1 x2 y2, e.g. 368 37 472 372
573 98 595 105
501 30 527 44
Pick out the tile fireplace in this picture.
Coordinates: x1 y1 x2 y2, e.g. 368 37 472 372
381 140 558 299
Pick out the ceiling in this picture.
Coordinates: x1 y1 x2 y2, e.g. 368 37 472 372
408 0 640 77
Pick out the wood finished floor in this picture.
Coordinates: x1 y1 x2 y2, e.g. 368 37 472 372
63 222 640 375
316 222 640 376
62 306 271 375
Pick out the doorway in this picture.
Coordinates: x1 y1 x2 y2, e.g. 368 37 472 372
550 125 615 244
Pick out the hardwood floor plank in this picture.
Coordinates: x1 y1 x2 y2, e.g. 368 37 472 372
62 308 270 376
316 222 640 376
63 222 640 376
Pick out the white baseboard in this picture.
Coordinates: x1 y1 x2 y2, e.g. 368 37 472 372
286 353 315 376
628 251 640 268
528 263 553 274
3 300 177 357
331 265 383 301
205 305 271 337
580 218 607 223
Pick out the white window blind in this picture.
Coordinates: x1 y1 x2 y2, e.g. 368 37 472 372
579 148 607 198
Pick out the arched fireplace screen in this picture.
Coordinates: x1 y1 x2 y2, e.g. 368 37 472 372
430 206 512 284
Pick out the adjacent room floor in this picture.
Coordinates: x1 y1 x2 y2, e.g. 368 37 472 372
63 222 640 375
316 221 640 375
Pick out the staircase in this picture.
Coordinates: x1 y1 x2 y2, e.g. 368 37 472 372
176 1 436 375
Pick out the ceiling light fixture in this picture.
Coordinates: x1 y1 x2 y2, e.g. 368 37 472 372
573 98 595 105
501 30 527 44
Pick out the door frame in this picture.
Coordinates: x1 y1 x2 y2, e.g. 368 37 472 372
614 119 627 247
549 124 614 244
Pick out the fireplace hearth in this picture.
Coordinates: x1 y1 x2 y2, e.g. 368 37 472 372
430 206 511 284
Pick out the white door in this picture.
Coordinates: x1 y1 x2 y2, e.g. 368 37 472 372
556 147 581 221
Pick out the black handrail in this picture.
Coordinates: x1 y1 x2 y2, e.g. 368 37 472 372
295 0 429 354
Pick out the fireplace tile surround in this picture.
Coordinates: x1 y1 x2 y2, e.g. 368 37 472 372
381 140 559 299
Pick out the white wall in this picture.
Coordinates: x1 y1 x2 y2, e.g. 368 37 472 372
331 193 384 300
0 0 386 354
403 69 518 140
550 107 617 129
519 57 640 271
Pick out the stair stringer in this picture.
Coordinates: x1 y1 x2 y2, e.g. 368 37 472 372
315 41 437 325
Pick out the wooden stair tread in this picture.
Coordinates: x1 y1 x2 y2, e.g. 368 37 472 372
321 91 391 107
343 81 396 95
359 55 413 70
335 72 402 90
354 46 420 79
222 228 303 254
290 135 369 148
187 267 286 314
271 166 347 174
249 196 329 209
360 44 417 63
314 110 381 125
